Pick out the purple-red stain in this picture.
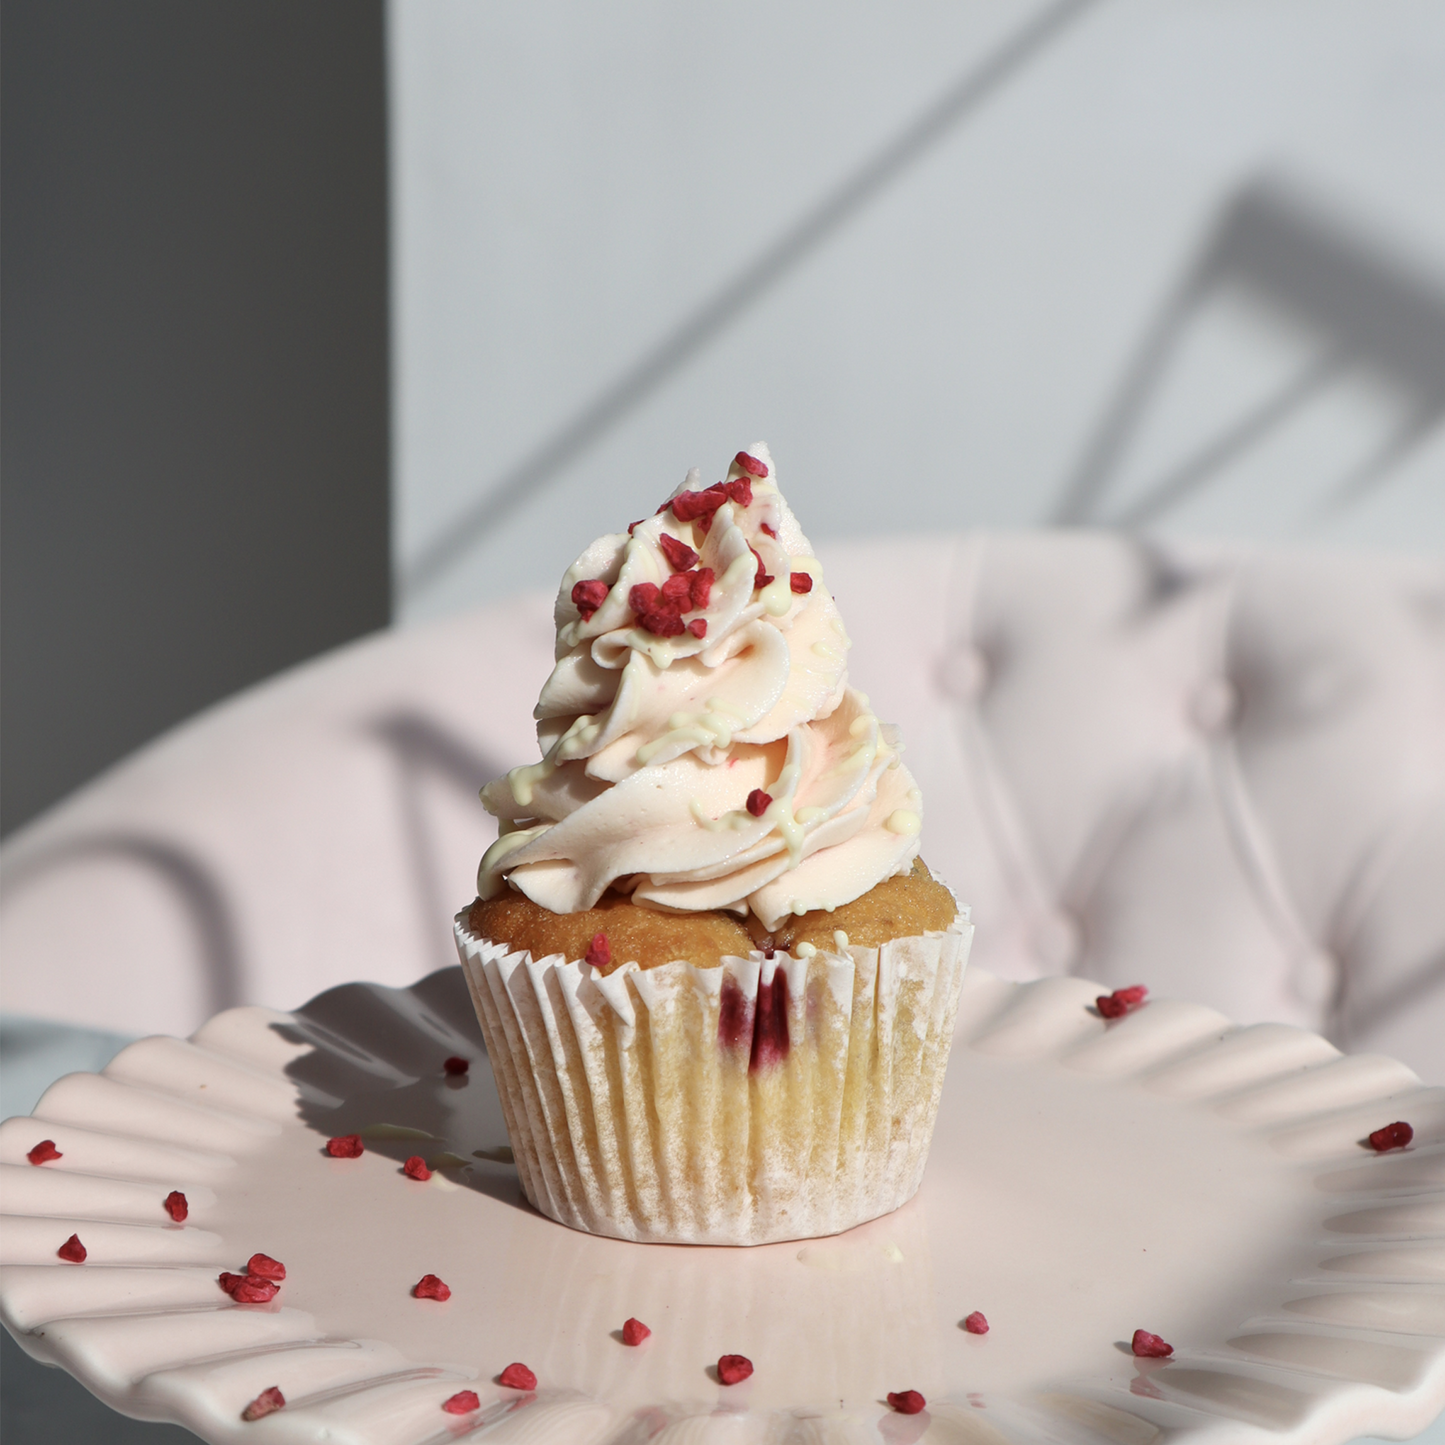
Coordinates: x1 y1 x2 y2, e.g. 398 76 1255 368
718 978 753 1051
717 974 789 1071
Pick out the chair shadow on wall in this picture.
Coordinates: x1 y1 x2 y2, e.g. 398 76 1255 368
1052 177 1445 531
400 0 1099 605
1043 179 1445 1058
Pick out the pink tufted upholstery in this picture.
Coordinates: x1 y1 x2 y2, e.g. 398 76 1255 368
3 532 1442 1082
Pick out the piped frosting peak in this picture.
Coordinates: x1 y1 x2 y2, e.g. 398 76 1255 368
477 445 923 930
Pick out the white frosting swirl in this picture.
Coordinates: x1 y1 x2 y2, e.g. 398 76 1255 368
477 444 924 931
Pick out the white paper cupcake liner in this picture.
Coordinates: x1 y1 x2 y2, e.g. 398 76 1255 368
453 911 972 1245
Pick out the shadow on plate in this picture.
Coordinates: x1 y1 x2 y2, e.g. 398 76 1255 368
274 965 529 1213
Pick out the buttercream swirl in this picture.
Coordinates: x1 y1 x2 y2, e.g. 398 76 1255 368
477 444 924 930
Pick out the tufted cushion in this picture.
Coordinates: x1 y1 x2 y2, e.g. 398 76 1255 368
3 532 1442 1082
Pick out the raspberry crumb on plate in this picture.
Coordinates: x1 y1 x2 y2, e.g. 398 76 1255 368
26 1140 61 1165
1368 1121 1413 1152
963 1311 989 1334
326 1134 364 1158
499 1362 537 1390
443 1055 470 1075
242 1386 285 1421
246 1253 285 1280
163 1190 188 1222
57 1234 86 1263
404 1155 432 1181
443 1390 481 1414
414 1274 451 1301
622 1318 651 1345
1097 985 1148 1019
888 1391 926 1414
228 1276 279 1304
1131 1329 1173 1358
717 1354 753 1385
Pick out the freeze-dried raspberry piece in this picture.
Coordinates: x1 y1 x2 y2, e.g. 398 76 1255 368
644 610 686 638
1368 1121 1414 1152
661 572 694 607
789 572 812 594
247 1253 285 1281
586 932 612 969
746 790 772 817
628 582 687 637
963 1311 989 1334
658 534 699 571
690 567 714 609
404 1155 432 1181
327 1134 364 1158
571 579 609 620
499 1362 537 1390
733 451 769 478
622 1317 651 1345
219 1272 246 1294
415 1274 451 1301
163 1190 188 1222
57 1234 87 1263
26 1140 61 1165
1131 1329 1173 1358
749 547 773 590
443 1390 481 1415
1097 985 1148 1019
760 522 778 539
717 1354 753 1385
444 1056 470 1075
724 477 753 507
670 484 728 522
242 1386 285 1421
231 1276 279 1304
687 619 707 639
888 1391 926 1415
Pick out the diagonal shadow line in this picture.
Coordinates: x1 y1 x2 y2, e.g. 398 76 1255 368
400 0 1100 602
1317 404 1445 517
1050 284 1200 526
1111 346 1348 528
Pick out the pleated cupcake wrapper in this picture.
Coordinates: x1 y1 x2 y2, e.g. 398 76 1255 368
454 912 973 1245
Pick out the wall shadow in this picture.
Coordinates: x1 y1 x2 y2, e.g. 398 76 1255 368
1053 178 1445 530
400 0 1100 604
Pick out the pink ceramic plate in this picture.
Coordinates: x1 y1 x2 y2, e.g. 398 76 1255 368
2 966 1443 1445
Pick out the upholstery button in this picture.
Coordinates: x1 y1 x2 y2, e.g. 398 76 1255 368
1191 676 1238 734
1033 912 1080 972
937 646 988 704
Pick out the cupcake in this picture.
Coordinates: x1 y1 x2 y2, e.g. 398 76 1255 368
455 445 972 1245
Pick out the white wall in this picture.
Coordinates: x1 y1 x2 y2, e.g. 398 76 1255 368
389 0 1445 625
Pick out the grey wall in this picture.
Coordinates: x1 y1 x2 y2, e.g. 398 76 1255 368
389 0 1445 626
1 0 391 837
